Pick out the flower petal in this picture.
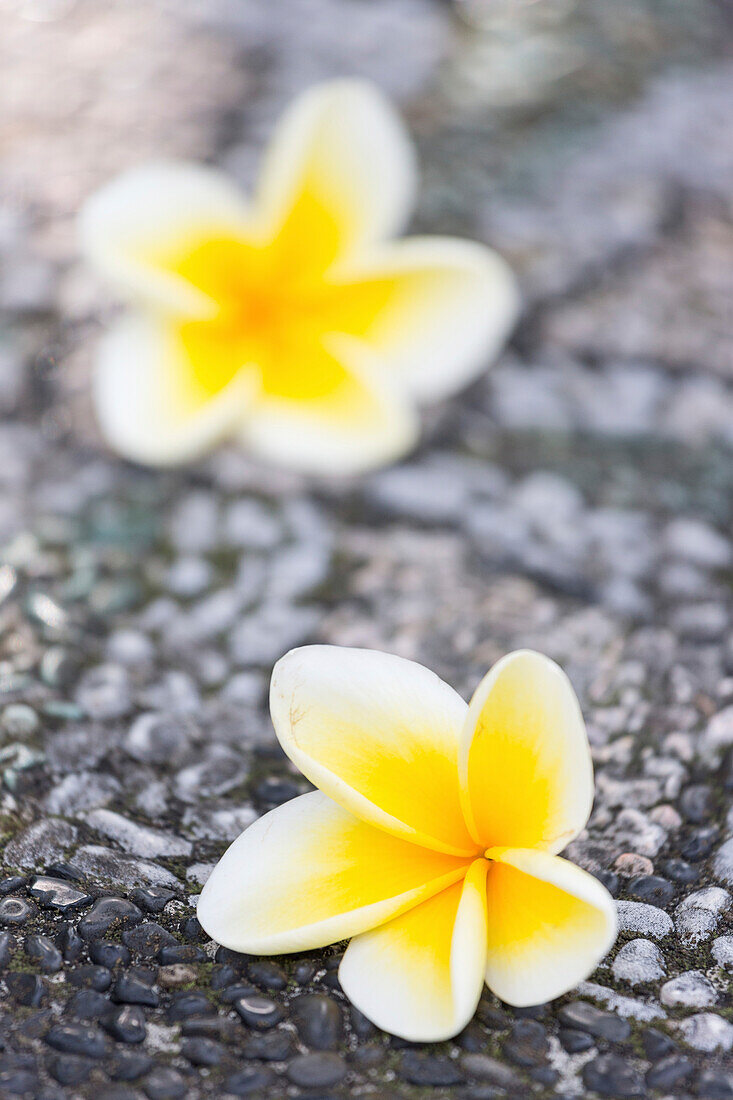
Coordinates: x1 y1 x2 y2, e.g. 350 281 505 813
459 650 593 852
484 848 617 1006
270 645 477 856
340 857 488 1041
196 791 470 954
242 335 418 477
94 315 255 466
330 237 519 402
80 162 252 313
255 79 416 269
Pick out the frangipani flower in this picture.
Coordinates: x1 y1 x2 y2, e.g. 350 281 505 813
198 646 617 1041
80 80 518 474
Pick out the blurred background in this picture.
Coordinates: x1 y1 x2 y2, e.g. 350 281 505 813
3 1 733 1097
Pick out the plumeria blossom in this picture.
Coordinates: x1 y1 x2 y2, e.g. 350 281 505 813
80 80 518 474
198 646 617 1041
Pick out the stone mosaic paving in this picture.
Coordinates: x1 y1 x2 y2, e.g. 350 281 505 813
2 0 733 1096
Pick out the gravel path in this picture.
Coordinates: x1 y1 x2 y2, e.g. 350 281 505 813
2 1 733 1097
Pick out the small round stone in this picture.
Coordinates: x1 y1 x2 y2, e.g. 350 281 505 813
558 1003 631 1042
646 1054 694 1090
583 1053 644 1098
102 1005 146 1044
1 704 39 739
89 942 132 969
45 1022 108 1059
68 964 113 992
286 1052 348 1088
661 970 717 1008
142 1066 187 1100
225 1068 276 1096
247 959 287 990
234 994 284 1029
121 921 177 958
181 1037 223 1067
398 1051 464 1087
25 934 63 973
628 875 674 907
0 896 36 926
78 898 143 941
292 992 343 1050
612 939 666 985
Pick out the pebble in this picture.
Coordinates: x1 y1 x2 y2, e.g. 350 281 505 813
582 1053 644 1098
714 838 733 885
0 896 36 926
112 971 160 1008
6 971 46 1005
29 876 92 912
142 1066 187 1099
78 897 143 941
292 993 343 1050
558 1002 630 1042
124 713 189 767
286 1052 347 1088
225 1067 276 1096
102 1005 147 1044
234 995 284 1029
616 900 673 938
1 704 39 740
612 939 666 985
45 1022 108 1059
4 818 78 869
398 1051 465 1087
713 935 733 969
86 810 192 859
645 1054 694 1091
89 942 131 969
677 1013 733 1052
459 1054 523 1089
24 934 62 973
627 875 674 907
660 970 717 1007
121 922 178 958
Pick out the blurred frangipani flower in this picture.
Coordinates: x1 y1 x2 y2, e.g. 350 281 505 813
80 80 518 474
198 646 617 1041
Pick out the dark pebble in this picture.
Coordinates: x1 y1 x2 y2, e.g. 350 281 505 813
254 776 303 804
293 960 318 984
78 898 143 941
350 1045 386 1069
66 989 109 1020
531 1065 559 1087
57 924 83 963
108 1049 153 1081
113 971 159 1007
247 958 287 990
68 964 112 991
46 1054 92 1086
16 1008 52 1041
559 1027 595 1053
225 1067 276 1096
320 969 343 992
698 1069 733 1099
97 1087 141 1100
627 875 675 907
559 1002 631 1042
181 1037 223 1067
646 1054 694 1090
234 994 284 1029
350 1006 377 1040
181 1015 237 1041
29 877 92 912
6 972 46 1006
46 862 83 882
122 921 177 957
457 1022 485 1051
594 869 620 896
181 915 205 941
0 876 27 895
460 1053 522 1090
0 896 35 926
287 1052 347 1088
399 1051 464 1087
476 1003 512 1029
583 1053 644 1098
129 887 175 914
242 1030 295 1060
215 945 250 969
293 992 343 1050
210 963 238 990
90 941 131 969
45 1022 108 1059
168 991 215 1022
503 1019 548 1067
220 982 258 1004
142 1066 187 1100
663 859 699 885
25 934 62 973
680 783 714 823
158 944 206 964
0 930 13 967
102 1005 146 1044
642 1028 676 1061
0 1068 40 1096
680 826 718 861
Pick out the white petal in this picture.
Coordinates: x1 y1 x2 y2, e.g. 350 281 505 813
242 335 418 477
197 791 470 954
335 237 519 402
93 315 254 466
340 858 488 1041
80 162 251 313
270 644 476 855
255 79 416 258
485 848 618 1007
459 649 594 852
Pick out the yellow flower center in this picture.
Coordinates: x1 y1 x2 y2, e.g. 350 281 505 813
166 190 394 405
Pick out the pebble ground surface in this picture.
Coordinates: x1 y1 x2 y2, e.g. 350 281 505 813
2 0 733 1097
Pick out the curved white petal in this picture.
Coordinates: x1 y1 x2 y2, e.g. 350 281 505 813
459 650 593 852
333 237 519 402
242 335 418 477
94 314 255 466
197 791 470 954
340 858 488 1042
80 162 252 313
255 79 416 262
485 848 617 1007
270 645 476 856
